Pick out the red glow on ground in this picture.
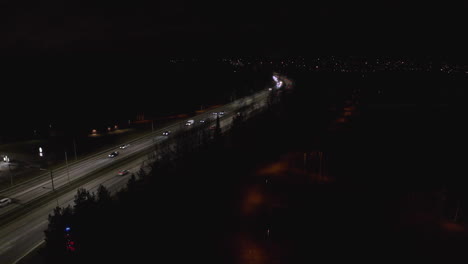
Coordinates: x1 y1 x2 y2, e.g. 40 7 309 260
257 161 288 176
242 187 265 216
441 221 465 233
235 234 267 264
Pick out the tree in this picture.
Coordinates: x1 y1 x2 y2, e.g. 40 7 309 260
44 206 74 263
73 188 96 216
127 174 137 192
97 185 112 206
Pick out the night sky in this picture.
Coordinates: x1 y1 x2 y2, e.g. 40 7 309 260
1 1 466 139
1 1 466 56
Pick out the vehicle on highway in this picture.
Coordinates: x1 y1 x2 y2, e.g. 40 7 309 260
199 119 206 123
219 111 225 116
120 144 130 149
162 131 171 136
0 198 12 208
185 120 195 126
118 169 129 176
108 151 119 158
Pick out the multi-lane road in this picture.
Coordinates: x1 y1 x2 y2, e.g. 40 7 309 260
0 88 271 264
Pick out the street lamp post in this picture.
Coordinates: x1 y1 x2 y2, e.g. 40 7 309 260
40 168 55 192
49 170 55 191
8 163 13 187
39 167 58 206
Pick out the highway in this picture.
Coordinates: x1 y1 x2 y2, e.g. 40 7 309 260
0 88 271 264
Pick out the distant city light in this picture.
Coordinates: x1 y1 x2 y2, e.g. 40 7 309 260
65 227 71 232
114 125 118 129
92 129 97 134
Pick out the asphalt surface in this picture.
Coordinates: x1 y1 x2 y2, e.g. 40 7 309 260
0 88 271 264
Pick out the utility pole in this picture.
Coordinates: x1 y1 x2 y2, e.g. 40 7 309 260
50 170 55 191
65 151 70 184
8 163 13 187
40 168 55 191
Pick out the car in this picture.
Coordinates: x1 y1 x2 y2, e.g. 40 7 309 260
162 131 171 136
199 120 205 123
219 111 225 116
108 151 119 158
118 169 129 176
119 144 130 149
185 120 195 126
0 198 12 208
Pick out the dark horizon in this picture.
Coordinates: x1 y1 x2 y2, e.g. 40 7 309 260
1 55 466 142
1 1 467 56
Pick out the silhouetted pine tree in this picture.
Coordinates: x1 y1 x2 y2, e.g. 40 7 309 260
44 206 74 263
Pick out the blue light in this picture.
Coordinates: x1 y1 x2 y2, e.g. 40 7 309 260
65 227 71 232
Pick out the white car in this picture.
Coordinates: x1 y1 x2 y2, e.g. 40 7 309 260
0 198 12 208
162 131 171 136
185 120 195 126
108 151 119 158
119 144 130 149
